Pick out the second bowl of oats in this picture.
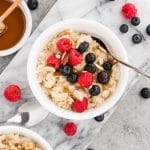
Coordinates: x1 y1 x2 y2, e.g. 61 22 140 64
27 19 129 120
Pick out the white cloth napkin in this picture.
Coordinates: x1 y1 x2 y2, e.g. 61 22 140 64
57 0 99 19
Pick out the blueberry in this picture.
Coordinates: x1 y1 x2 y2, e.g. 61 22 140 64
60 65 72 76
67 73 78 83
132 34 142 44
77 41 89 53
103 61 112 71
84 64 97 73
89 85 100 96
140 88 150 99
146 24 150 36
97 71 110 84
120 24 128 33
94 114 104 122
27 0 38 10
85 53 96 63
131 17 140 26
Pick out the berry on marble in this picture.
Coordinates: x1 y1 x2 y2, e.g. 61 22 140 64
140 88 150 99
120 24 128 33
4 85 21 102
63 122 77 136
132 34 142 44
27 0 38 10
94 114 105 122
131 17 140 26
146 24 150 36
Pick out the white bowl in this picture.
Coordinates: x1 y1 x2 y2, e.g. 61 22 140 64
27 19 129 120
0 125 53 150
0 0 32 56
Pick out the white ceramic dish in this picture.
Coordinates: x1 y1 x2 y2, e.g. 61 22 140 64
27 19 129 120
0 125 53 150
0 0 32 56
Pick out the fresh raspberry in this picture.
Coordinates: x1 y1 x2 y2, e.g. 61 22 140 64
4 85 21 102
63 122 77 136
72 98 88 112
78 72 93 88
56 38 72 53
121 3 137 19
68 49 83 66
47 54 61 70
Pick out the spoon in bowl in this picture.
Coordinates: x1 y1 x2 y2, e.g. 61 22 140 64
0 0 21 36
92 37 150 79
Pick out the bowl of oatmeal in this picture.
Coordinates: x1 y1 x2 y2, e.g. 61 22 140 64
27 19 129 120
0 126 52 150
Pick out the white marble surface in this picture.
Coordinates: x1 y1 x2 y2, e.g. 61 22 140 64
0 0 150 150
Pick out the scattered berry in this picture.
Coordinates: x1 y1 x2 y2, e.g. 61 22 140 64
131 17 140 26
97 71 110 84
89 85 100 96
85 53 96 64
132 34 142 44
47 54 61 70
56 38 72 53
94 114 105 122
78 72 93 88
140 88 150 99
63 122 77 136
4 85 21 102
67 73 78 83
120 24 128 33
77 41 89 53
84 64 97 73
72 98 88 112
103 61 112 71
68 49 83 66
146 24 150 36
60 65 72 76
121 3 137 19
27 0 38 10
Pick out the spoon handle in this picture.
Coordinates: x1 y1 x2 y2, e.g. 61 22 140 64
117 59 150 79
0 0 21 22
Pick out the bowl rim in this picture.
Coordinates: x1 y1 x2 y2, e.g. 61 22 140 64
0 125 53 150
0 0 32 57
27 19 129 120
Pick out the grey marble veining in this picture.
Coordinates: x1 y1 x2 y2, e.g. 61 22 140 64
0 0 150 150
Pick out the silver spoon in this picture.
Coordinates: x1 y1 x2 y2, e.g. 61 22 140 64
92 37 150 79
0 101 49 127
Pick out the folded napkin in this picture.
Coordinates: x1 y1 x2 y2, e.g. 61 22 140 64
57 0 99 19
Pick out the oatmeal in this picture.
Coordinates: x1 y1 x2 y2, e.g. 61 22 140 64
37 29 120 111
0 133 42 150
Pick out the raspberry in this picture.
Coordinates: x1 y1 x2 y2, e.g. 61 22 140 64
63 122 77 136
121 3 137 19
72 98 88 112
46 54 61 70
56 38 72 53
78 72 93 88
4 85 21 102
68 49 83 66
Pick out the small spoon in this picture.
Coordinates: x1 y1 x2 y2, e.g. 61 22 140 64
92 37 150 79
0 101 49 127
0 0 21 36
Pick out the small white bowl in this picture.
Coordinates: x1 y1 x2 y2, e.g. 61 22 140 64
27 19 129 120
0 0 32 56
0 125 53 150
